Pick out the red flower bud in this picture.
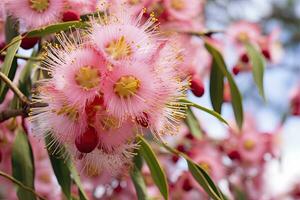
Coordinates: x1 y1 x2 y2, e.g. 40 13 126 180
240 53 249 63
75 126 99 153
262 49 271 60
182 178 193 191
232 65 241 75
62 10 80 22
191 77 205 97
21 36 40 50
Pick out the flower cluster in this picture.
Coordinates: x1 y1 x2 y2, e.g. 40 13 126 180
30 7 189 175
226 21 283 75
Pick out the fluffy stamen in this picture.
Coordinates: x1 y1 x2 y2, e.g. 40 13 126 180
114 75 140 98
100 115 119 131
105 36 132 60
75 66 101 90
54 105 79 121
29 0 49 13
171 0 185 10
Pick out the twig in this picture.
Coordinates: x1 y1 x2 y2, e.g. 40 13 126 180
0 109 26 122
1 52 43 61
0 171 46 200
0 71 30 105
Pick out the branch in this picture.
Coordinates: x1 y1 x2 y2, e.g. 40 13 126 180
0 171 46 200
0 109 26 122
1 52 43 61
0 71 30 105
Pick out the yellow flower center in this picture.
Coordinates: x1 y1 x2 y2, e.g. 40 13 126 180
29 0 49 13
54 105 79 121
105 36 132 60
199 162 211 174
85 164 100 177
128 0 140 5
243 139 256 151
100 115 119 131
114 75 140 98
39 173 51 183
75 66 100 90
171 0 185 10
237 32 249 43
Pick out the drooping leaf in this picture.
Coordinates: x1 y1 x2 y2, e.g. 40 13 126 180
12 129 36 200
181 99 228 125
184 107 203 139
45 135 71 200
186 158 223 200
205 42 244 129
245 42 266 100
138 136 168 200
209 60 224 113
27 21 88 38
0 35 22 103
45 134 88 200
130 164 148 200
5 16 19 43
68 162 89 200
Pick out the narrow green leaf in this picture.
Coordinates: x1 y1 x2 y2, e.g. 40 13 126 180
181 99 228 125
45 135 71 200
138 136 168 200
5 16 19 43
184 107 203 139
12 129 36 200
209 61 224 113
205 42 244 129
0 35 22 103
27 21 88 38
186 159 223 200
245 42 266 100
45 134 88 200
130 165 148 200
68 163 89 200
233 186 247 200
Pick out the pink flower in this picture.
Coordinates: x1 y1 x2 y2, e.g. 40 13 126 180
5 0 64 30
31 86 88 145
189 141 225 181
89 9 158 65
44 32 107 108
66 0 98 15
226 21 261 46
237 131 267 164
163 0 203 21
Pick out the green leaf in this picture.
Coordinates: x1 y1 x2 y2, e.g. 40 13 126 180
209 61 224 113
181 99 228 125
45 135 71 200
138 136 168 200
5 16 19 43
68 163 89 200
12 129 36 200
45 134 88 200
186 159 223 200
205 42 244 129
233 186 247 200
27 21 88 38
245 42 266 100
0 35 22 103
184 107 203 139
130 165 148 200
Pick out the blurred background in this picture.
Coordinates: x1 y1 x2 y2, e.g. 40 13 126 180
193 0 300 196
